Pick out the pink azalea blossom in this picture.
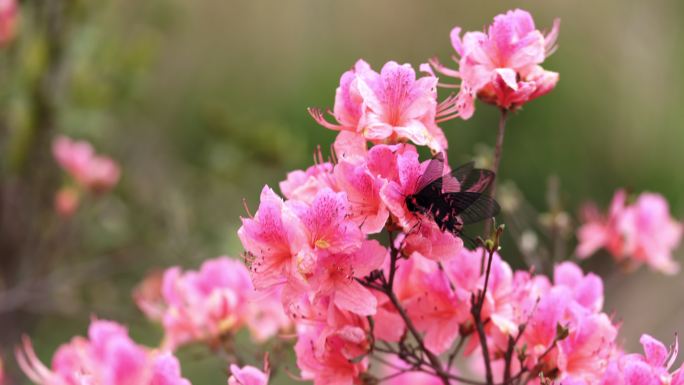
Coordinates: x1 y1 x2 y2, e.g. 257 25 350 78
553 262 603 313
308 239 386 316
279 162 338 204
577 190 683 274
556 312 618 383
308 60 372 132
434 9 560 117
52 136 121 194
295 310 370 385
244 287 293 342
0 0 17 46
333 131 367 161
310 61 449 152
377 144 424 230
133 269 166 322
403 252 470 354
238 186 307 290
287 188 363 257
54 186 81 218
228 364 269 385
134 257 290 350
402 220 463 261
16 319 192 385
333 159 389 234
601 334 684 385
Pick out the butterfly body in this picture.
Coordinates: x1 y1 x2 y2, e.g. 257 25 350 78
406 153 500 236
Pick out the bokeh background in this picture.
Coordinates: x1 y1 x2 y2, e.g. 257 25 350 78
1 0 684 383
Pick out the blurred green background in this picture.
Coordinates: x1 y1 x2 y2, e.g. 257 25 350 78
1 0 684 384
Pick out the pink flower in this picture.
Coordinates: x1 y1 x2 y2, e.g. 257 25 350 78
576 190 628 259
556 313 618 383
134 269 166 322
403 254 469 354
308 240 387 316
434 9 559 117
600 335 683 385
310 61 449 152
333 131 367 162
279 162 338 204
287 188 363 257
309 60 372 132
619 193 683 274
356 61 446 152
333 158 389 234
0 0 17 46
377 145 424 230
16 319 192 385
576 190 683 274
238 186 307 290
52 136 121 194
54 186 81 218
295 311 370 385
140 256 289 350
244 288 293 342
228 364 269 385
403 220 463 261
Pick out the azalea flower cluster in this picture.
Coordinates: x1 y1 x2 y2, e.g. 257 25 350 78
577 189 683 274
12 7 683 385
52 136 121 217
134 256 291 351
430 9 559 119
15 319 192 385
235 7 682 385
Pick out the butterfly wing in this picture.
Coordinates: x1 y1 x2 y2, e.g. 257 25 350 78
442 164 495 194
445 192 500 225
415 152 447 194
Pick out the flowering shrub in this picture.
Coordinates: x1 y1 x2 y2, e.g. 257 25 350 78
14 7 683 385
234 7 682 385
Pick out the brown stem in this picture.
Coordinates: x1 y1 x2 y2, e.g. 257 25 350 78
472 242 499 385
503 336 515 384
483 108 508 250
471 299 494 385
491 109 509 195
382 249 452 385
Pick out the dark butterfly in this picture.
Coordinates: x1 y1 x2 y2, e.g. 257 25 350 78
405 153 500 236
